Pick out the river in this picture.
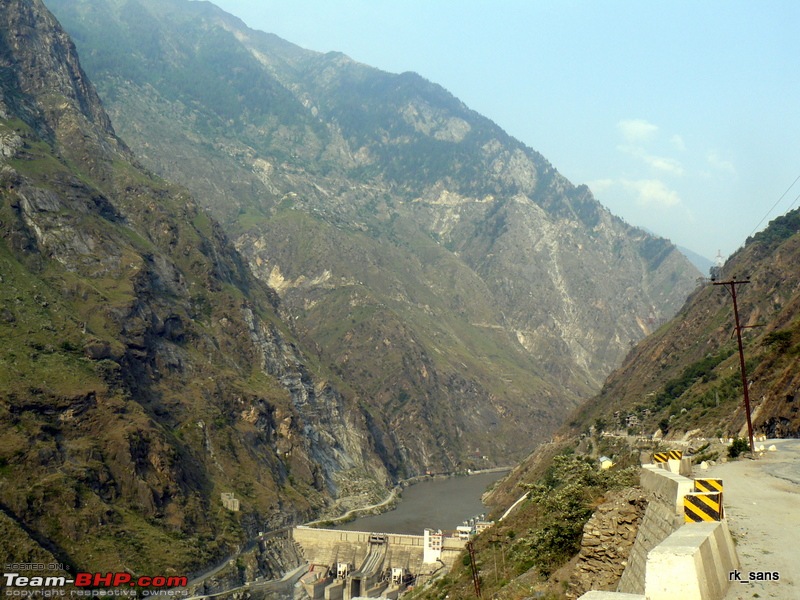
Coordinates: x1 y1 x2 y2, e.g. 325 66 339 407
335 470 508 535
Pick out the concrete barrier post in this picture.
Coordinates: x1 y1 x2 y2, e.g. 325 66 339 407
709 519 739 582
694 478 724 518
684 492 722 523
640 464 696 515
694 478 723 494
645 521 737 600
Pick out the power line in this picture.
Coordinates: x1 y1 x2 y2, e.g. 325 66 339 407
787 190 800 214
746 173 800 240
466 541 481 598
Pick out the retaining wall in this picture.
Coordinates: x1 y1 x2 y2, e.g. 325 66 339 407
579 460 738 600
616 465 694 593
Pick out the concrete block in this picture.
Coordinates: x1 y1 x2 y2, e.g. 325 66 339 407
641 465 695 514
645 521 737 600
709 520 739 575
646 528 716 599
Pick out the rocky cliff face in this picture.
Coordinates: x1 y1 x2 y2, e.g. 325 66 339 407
0 0 387 575
46 0 700 473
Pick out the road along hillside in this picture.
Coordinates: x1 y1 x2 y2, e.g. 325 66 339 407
705 439 799 600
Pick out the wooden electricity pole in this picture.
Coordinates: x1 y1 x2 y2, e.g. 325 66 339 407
712 278 756 455
466 541 482 598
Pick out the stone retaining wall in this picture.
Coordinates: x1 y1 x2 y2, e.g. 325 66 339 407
616 465 693 594
567 488 647 598
577 461 739 600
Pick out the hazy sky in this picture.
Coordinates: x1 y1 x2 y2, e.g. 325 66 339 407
206 0 800 261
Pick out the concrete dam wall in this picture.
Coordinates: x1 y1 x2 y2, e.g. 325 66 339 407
291 526 466 599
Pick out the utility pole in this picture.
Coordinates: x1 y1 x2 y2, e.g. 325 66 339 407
712 278 756 455
466 541 482 599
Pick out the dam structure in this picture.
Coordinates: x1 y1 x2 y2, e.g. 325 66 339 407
291 522 490 599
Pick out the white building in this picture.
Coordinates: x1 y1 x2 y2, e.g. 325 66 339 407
423 528 443 563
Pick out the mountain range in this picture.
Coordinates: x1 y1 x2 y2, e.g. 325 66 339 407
1 0 388 573
46 0 699 468
1 0 702 575
455 207 800 599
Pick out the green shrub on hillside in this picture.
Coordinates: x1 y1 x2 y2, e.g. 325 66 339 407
511 453 638 577
655 349 734 409
745 208 800 252
762 330 793 353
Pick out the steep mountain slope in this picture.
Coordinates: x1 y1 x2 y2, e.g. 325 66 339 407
46 0 700 471
568 208 800 440
0 0 386 574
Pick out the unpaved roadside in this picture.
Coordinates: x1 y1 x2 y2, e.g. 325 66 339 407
704 439 800 600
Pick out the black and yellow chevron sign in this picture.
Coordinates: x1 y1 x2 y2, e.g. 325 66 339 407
653 450 683 463
695 478 723 494
693 478 724 518
684 491 722 522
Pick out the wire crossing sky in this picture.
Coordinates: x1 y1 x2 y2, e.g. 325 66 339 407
205 0 800 261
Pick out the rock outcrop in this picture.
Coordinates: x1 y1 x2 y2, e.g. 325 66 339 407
569 207 800 441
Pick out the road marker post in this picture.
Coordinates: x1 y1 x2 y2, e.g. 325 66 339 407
684 491 722 522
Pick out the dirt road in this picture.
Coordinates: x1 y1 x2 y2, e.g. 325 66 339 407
705 439 800 600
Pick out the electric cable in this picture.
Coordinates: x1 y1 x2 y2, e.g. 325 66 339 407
746 173 800 239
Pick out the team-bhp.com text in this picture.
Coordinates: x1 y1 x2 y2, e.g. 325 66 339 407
3 573 188 597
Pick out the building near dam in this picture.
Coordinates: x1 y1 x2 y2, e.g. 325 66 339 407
292 519 492 599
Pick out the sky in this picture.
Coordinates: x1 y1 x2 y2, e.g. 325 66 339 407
206 0 800 262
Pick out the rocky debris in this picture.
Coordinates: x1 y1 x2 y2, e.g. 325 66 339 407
566 486 647 599
192 535 303 597
256 536 304 581
83 337 124 361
